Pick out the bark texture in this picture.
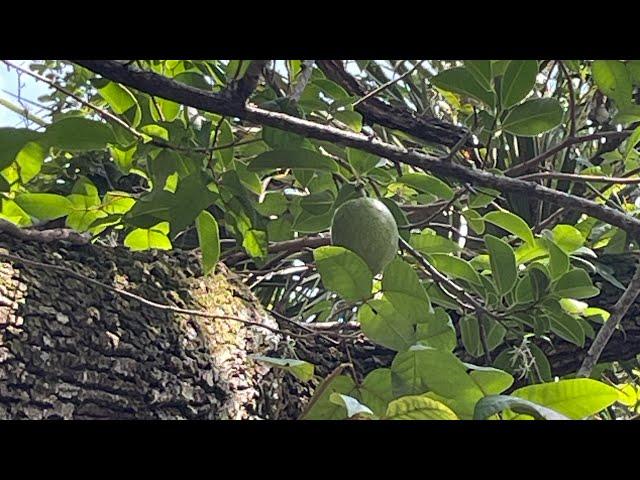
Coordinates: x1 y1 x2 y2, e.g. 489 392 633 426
0 234 310 419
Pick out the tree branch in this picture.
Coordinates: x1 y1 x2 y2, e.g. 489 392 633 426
352 60 424 107
226 60 268 104
289 60 315 102
0 219 90 245
577 261 640 378
223 235 330 265
316 60 471 148
73 60 640 240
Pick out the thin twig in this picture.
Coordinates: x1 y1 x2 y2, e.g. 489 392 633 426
505 130 634 177
557 60 576 137
298 362 353 419
2 60 260 156
0 97 47 127
400 237 478 312
577 263 640 378
352 60 424 107
290 60 315 102
519 172 640 185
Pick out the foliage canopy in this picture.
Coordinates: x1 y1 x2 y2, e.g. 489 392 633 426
2 59 640 419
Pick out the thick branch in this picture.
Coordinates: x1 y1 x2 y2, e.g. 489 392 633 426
316 60 471 148
74 61 640 240
0 219 90 245
227 60 268 104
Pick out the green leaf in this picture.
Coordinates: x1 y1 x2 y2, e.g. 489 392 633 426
460 315 482 357
385 395 458 420
474 395 570 420
43 117 115 151
303 375 356 420
110 144 137 173
484 318 507 351
500 60 538 109
628 60 640 85
465 60 493 91
300 191 335 215
485 234 518 295
14 193 73 221
358 298 416 351
415 308 457 352
249 149 338 172
334 110 363 132
0 128 45 171
98 82 138 115
382 257 431 324
549 312 585 347
514 269 539 304
66 178 105 231
314 246 373 301
554 269 600 299
293 209 333 233
155 98 181 122
262 127 305 150
329 393 374 418
551 224 584 253
0 199 31 227
559 298 589 315
592 60 633 105
140 124 169 141
624 125 640 161
397 173 454 200
347 148 379 175
546 239 570 279
14 141 45 184
226 60 251 80
196 210 220 275
313 78 351 100
161 173 216 235
583 307 610 324
514 239 547 264
411 228 461 254
267 216 294 241
431 67 496 108
391 346 483 401
502 98 563 137
463 209 485 234
242 229 268 258
251 355 315 382
511 378 621 419
255 192 288 217
124 222 172 251
428 253 482 286
484 210 534 244
467 366 514 395
356 368 395 417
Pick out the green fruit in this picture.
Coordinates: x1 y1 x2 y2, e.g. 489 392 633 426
330 197 399 275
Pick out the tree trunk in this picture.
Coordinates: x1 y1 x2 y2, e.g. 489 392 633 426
0 233 638 419
0 234 312 419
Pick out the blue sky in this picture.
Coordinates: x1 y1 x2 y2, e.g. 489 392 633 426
0 60 51 128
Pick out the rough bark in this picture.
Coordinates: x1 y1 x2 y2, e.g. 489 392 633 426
1 232 638 419
0 234 311 419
